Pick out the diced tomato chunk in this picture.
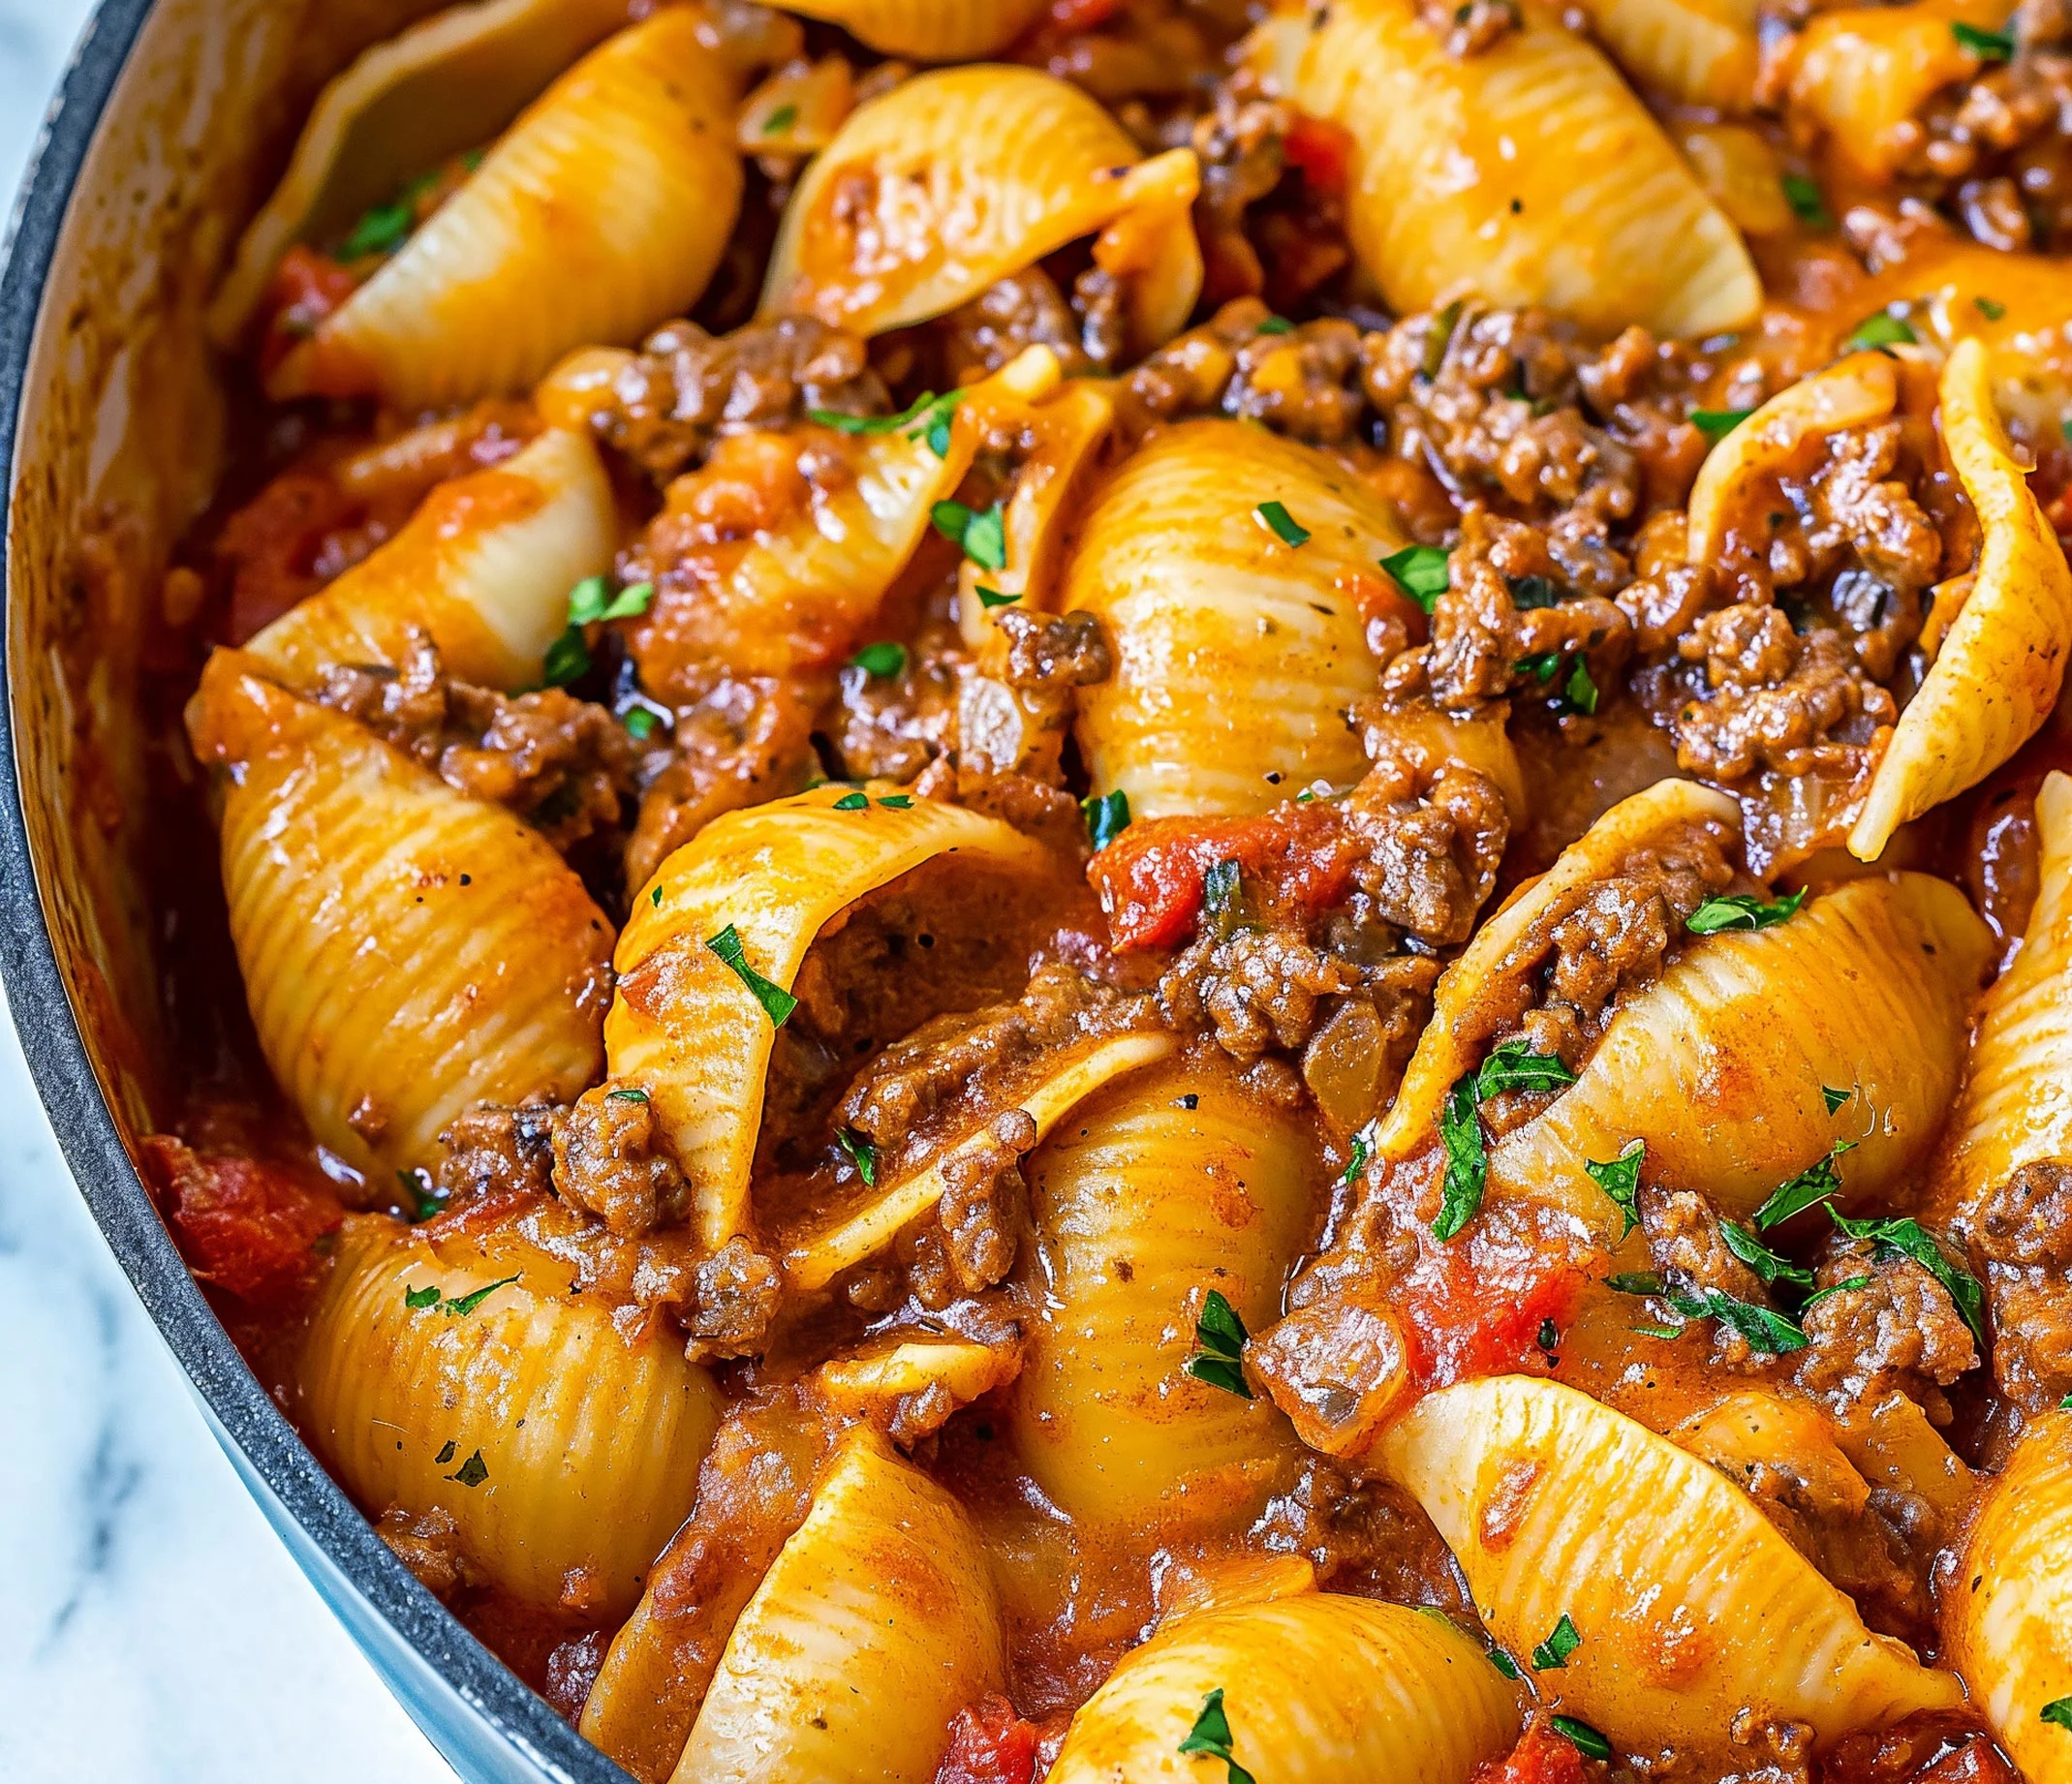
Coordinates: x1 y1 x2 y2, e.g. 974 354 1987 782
1283 115 1355 195
1473 1720 1592 1784
139 1135 342 1307
257 244 358 378
214 465 365 643
1088 803 1359 951
937 1694 1040 1784
1047 0 1126 29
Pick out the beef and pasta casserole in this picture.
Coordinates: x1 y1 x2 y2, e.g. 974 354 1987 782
137 0 2072 1778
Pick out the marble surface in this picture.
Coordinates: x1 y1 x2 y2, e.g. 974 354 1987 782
1 5 459 1779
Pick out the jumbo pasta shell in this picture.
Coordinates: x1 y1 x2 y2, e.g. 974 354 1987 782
1382 1376 1963 1750
1048 1594 1518 1784
671 1431 1005 1784
190 654 613 1180
607 785 1055 1249
300 1215 722 1614
1849 340 2072 860
761 64 1199 338
245 427 614 692
1573 0 1759 108
777 0 1048 57
1008 1061 1318 1534
1946 1410 2072 1784
1257 0 1760 337
270 8 745 408
1064 418 1413 819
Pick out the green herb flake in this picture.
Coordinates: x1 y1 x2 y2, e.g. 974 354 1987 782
833 790 871 811
1828 1209 1987 1340
931 498 1007 570
1507 573 1564 611
1177 1688 1255 1784
541 625 591 688
651 885 665 908
1585 1138 1646 1241
404 1283 443 1310
1720 1219 1817 1289
339 198 415 261
1255 316 1295 335
1781 171 1831 230
836 1126 878 1187
568 576 654 625
1434 1070 1488 1242
1560 658 1599 717
1516 651 1562 683
1686 886 1808 935
1607 1271 1668 1296
1844 310 1919 352
1536 1318 1560 1354
440 1274 520 1319
606 1087 649 1103
1082 787 1130 850
1531 1612 1582 1670
1976 295 2008 322
705 923 799 1028
1822 1084 1852 1115
1186 1289 1252 1399
2043 1698 2072 1731
1552 1716 1613 1763
1379 543 1451 613
1802 1275 1872 1311
1340 1118 1380 1187
1753 1141 1856 1230
1488 1646 1523 1680
1475 1041 1578 1100
1422 298 1465 380
878 794 914 810
1666 1285 1809 1354
447 1448 490 1489
1952 19 2015 58
623 707 659 741
434 1440 456 1465
851 641 909 679
762 102 799 133
1692 408 1755 443
1632 1321 1687 1340
812 387 957 441
975 586 1020 608
398 1168 443 1223
1255 500 1311 547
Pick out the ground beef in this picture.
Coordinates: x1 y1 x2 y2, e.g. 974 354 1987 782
999 608 1112 691
909 1108 1040 1308
1188 75 1300 304
1120 297 1366 444
936 269 1101 385
550 1084 691 1237
1344 724 1511 946
1970 1158 2072 1407
543 1632 607 1726
686 1236 784 1362
1796 1246 1979 1402
375 1505 480 1600
1818 1710 2023 1784
574 314 887 483
912 755 1088 853
1640 1185 1777 1367
318 632 639 851
434 1102 561 1207
830 620 969 784
1160 927 1438 1068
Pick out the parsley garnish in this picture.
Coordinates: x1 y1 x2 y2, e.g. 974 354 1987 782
1254 500 1311 547
1975 295 2007 322
1952 19 2014 58
1379 543 1450 613
1507 573 1563 610
1691 409 1754 443
1434 1071 1487 1242
1559 658 1598 717
1488 1646 1523 1680
1781 171 1831 229
1827 1209 1986 1340
1516 651 1562 683
1082 787 1130 850
1255 316 1294 335
338 176 433 260
1186 1290 1252 1399
650 884 665 907
1178 1688 1254 1784
567 575 653 625
606 1086 649 1103
1665 1285 1808 1354
2044 1698 2072 1731
762 102 798 133
1201 858 1243 920
878 794 913 810
975 586 1019 608
1752 1141 1855 1229
1552 1717 1613 1762
851 641 908 678
811 388 959 446
1720 1219 1816 1288
1633 1321 1686 1340
541 626 591 688
1802 1275 1871 1310
1340 1118 1380 1186
1585 1138 1645 1240
447 1449 489 1488
1608 1271 1666 1295
836 1127 877 1186
704 924 798 1027
398 1168 442 1222
623 707 659 741
404 1283 442 1309
833 790 871 811
1844 311 1918 352
443 1274 521 1317
1536 1318 1559 1354
932 499 1007 569
1422 298 1464 379
1822 1084 1852 1114
1686 887 1807 935
1531 1613 1581 1670
1475 1041 1576 1099
434 1440 456 1464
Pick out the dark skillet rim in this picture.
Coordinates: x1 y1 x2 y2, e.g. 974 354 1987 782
0 7 629 1778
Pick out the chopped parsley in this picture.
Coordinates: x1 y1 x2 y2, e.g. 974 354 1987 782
975 585 1020 608
836 1127 877 1187
1082 787 1130 850
606 1086 649 1103
447 1448 489 1488
1340 1118 1380 1186
1516 651 1562 683
1686 887 1807 935
1607 1271 1667 1296
1201 858 1243 920
1536 1318 1560 1355
398 1168 443 1222
1178 1688 1254 1784
1720 1219 1817 1289
338 171 442 260
1975 295 2007 322
1691 408 1754 443
651 884 665 907
1552 1716 1613 1762
1844 311 1918 352
1506 573 1564 610
1255 316 1294 335
435 1440 456 1464
2044 1698 2072 1731
1665 1284 1808 1354
705 923 799 1028
1422 298 1465 379
404 1283 442 1309
623 707 659 741
1633 1321 1686 1340
1186 1290 1252 1399
1822 1084 1852 1115
541 625 591 688
1254 500 1311 546
877 793 914 810
1487 1645 1523 1680
762 102 798 133
443 1274 521 1317
1585 1138 1645 1240
1802 1275 1871 1310
850 640 908 678
567 575 653 625
811 387 959 445
932 498 1007 569
1531 1612 1582 1670
1379 543 1451 613
1781 171 1831 230
833 790 871 811
1476 1041 1576 1099
1828 1208 1986 1340
1951 19 2015 58
1559 658 1599 718
1434 1071 1488 1242
1752 1141 1856 1230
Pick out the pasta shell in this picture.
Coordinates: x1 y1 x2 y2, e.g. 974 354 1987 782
761 65 1200 344
300 1215 722 1614
1255 0 1759 338
785 1029 1175 1290
1929 771 2072 1227
244 427 613 693
1382 1375 1964 1749
191 654 612 1180
1677 125 1797 237
776 0 1048 58
1946 1411 2072 1784
1574 0 1759 108
1849 339 2072 860
1064 418 1412 820
1008 1061 1318 1534
207 0 634 346
1047 1594 1518 1784
671 1431 1005 1784
270 8 746 408
607 784 1056 1250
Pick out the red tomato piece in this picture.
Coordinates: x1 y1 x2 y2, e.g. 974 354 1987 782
1472 1720 1593 1784
139 1135 343 1307
937 1695 1041 1784
1283 115 1355 196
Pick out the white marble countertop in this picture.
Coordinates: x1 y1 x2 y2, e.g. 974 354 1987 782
1 5 459 1778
